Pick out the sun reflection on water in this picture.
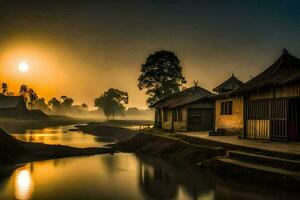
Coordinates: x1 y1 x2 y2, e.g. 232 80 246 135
15 169 34 200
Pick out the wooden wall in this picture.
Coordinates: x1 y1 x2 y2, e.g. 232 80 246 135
246 120 270 139
249 82 300 100
215 96 244 133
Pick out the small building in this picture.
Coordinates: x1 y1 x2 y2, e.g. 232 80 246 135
213 74 244 134
151 85 214 132
237 49 300 141
0 95 48 119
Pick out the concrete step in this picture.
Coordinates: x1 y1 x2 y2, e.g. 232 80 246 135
228 150 300 172
214 157 300 180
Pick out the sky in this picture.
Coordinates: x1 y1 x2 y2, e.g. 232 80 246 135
0 0 300 109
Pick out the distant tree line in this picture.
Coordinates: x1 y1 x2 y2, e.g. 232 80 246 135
0 82 89 116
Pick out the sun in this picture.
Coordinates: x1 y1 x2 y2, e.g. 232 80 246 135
19 62 29 72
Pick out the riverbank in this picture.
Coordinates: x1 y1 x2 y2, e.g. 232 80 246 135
74 120 153 142
0 128 114 169
0 115 92 133
108 128 300 189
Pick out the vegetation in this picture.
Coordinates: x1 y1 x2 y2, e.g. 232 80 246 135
94 88 129 120
0 82 90 117
138 50 186 105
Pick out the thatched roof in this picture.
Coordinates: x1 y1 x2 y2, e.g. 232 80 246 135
151 86 214 109
0 95 24 109
236 49 300 94
213 74 244 94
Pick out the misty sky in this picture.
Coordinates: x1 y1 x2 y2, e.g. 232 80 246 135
0 0 300 109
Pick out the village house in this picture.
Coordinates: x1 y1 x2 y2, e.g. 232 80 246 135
0 95 47 119
151 84 214 132
213 74 244 134
236 49 300 141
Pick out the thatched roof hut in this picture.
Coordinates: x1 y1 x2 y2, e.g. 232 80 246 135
151 85 214 109
237 49 300 94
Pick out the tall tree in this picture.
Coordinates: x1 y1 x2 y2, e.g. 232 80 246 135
138 50 186 105
27 88 38 109
94 88 129 120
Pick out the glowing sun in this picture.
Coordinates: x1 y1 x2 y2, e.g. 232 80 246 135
19 62 29 72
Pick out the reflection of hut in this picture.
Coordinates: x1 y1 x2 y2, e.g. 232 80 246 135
0 95 47 119
151 84 215 131
237 49 300 140
138 160 178 199
213 74 244 133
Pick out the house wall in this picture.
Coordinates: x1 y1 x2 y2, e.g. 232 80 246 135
215 96 244 134
245 82 300 140
160 100 214 132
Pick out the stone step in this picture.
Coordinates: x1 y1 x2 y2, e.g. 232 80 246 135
228 150 300 172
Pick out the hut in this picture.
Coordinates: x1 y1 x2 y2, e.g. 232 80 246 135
0 95 48 119
0 95 27 117
151 84 214 132
237 49 300 141
213 74 244 134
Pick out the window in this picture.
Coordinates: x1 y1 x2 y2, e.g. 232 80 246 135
163 109 168 121
221 101 233 115
172 107 183 122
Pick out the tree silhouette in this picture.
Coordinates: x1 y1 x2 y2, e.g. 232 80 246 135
27 88 38 109
1 83 8 95
19 84 28 96
32 98 50 113
60 95 74 115
94 88 129 120
138 50 186 105
48 97 61 114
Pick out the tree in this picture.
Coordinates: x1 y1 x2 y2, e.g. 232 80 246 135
32 98 50 113
94 88 129 120
27 88 38 109
138 50 186 105
48 97 61 114
60 95 74 115
1 83 8 95
19 84 28 96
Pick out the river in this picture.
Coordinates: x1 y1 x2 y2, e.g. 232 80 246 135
0 125 298 200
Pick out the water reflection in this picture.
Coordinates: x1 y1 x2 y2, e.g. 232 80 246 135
0 154 299 200
11 125 114 148
15 168 33 200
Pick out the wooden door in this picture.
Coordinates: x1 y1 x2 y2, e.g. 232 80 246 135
187 108 213 131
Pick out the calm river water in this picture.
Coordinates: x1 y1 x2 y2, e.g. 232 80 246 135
0 125 298 200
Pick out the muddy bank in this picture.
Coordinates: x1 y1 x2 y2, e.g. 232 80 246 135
115 132 225 162
0 128 114 168
114 130 300 189
75 122 139 142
